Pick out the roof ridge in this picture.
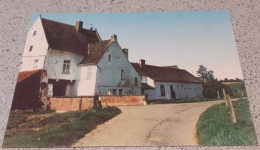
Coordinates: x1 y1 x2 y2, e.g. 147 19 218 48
41 17 95 32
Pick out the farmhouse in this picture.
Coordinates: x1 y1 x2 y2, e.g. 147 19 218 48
20 16 141 97
14 16 203 110
131 60 204 100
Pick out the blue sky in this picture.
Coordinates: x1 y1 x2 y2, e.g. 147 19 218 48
30 11 242 80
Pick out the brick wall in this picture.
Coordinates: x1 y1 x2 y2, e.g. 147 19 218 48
49 97 94 111
99 95 147 107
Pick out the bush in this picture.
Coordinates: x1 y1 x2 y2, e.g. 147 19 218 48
203 81 232 99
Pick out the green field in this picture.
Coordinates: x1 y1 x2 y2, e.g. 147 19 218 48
3 107 121 148
223 82 246 93
196 99 257 146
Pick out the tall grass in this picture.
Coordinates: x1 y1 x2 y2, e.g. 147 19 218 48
196 99 257 145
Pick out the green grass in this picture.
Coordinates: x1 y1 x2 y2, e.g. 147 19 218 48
149 97 222 104
3 106 121 148
196 99 257 146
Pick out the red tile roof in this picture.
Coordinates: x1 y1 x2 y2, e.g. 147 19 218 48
17 69 42 83
41 18 101 55
131 63 203 83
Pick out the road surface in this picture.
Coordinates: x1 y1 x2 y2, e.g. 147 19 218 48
73 100 227 147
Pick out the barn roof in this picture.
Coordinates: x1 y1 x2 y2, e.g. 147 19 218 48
17 69 42 83
80 40 111 65
131 63 203 83
41 17 101 55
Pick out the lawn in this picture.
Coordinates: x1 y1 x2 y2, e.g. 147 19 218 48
196 99 257 146
148 97 222 104
3 106 121 148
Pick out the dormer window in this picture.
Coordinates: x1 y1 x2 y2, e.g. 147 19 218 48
29 46 33 52
108 55 112 62
33 31 37 36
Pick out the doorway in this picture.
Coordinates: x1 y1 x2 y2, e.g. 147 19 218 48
48 79 69 96
170 85 176 99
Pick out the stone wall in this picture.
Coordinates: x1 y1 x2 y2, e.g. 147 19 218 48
99 95 147 107
49 97 95 111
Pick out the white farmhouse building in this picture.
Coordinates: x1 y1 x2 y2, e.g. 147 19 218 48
131 60 204 100
17 16 203 104
20 16 141 97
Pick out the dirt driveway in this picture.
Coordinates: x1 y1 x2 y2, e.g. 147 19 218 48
73 100 226 147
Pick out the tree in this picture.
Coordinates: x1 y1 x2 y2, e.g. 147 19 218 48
197 65 215 83
197 65 208 83
203 80 232 98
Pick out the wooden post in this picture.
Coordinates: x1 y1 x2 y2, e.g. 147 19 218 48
227 95 237 124
222 88 228 108
217 91 220 99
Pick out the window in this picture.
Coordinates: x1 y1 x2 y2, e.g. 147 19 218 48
33 59 38 69
135 77 138 86
33 31 37 36
62 60 70 74
121 70 124 80
108 55 112 62
160 85 165 96
112 89 117 95
29 45 33 52
87 68 92 79
119 89 123 95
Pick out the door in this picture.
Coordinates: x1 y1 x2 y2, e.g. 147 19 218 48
170 85 176 99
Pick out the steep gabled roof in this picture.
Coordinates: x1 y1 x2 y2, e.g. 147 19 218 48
131 63 203 83
80 40 111 65
41 18 101 55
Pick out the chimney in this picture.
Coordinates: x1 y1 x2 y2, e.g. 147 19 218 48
122 48 128 59
76 21 83 32
139 59 145 68
111 34 117 42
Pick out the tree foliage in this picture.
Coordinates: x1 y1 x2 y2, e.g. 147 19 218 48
197 65 215 83
203 80 232 99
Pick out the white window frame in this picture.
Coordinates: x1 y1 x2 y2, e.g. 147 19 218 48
87 68 92 79
62 60 70 74
33 59 38 69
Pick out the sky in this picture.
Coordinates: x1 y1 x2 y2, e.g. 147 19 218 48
30 11 243 80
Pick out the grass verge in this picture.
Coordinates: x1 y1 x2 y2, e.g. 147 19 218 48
3 106 121 148
196 99 257 146
149 97 222 104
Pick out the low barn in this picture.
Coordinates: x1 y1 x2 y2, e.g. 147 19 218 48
131 60 204 100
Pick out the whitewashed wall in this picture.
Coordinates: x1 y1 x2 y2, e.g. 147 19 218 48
144 81 203 100
75 65 98 96
43 50 84 81
20 17 49 71
97 41 141 95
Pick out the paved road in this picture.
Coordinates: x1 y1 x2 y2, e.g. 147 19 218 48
73 100 227 147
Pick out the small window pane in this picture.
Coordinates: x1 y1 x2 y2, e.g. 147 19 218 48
160 85 165 96
119 89 123 95
87 68 92 79
62 60 70 74
29 46 33 52
33 31 37 36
